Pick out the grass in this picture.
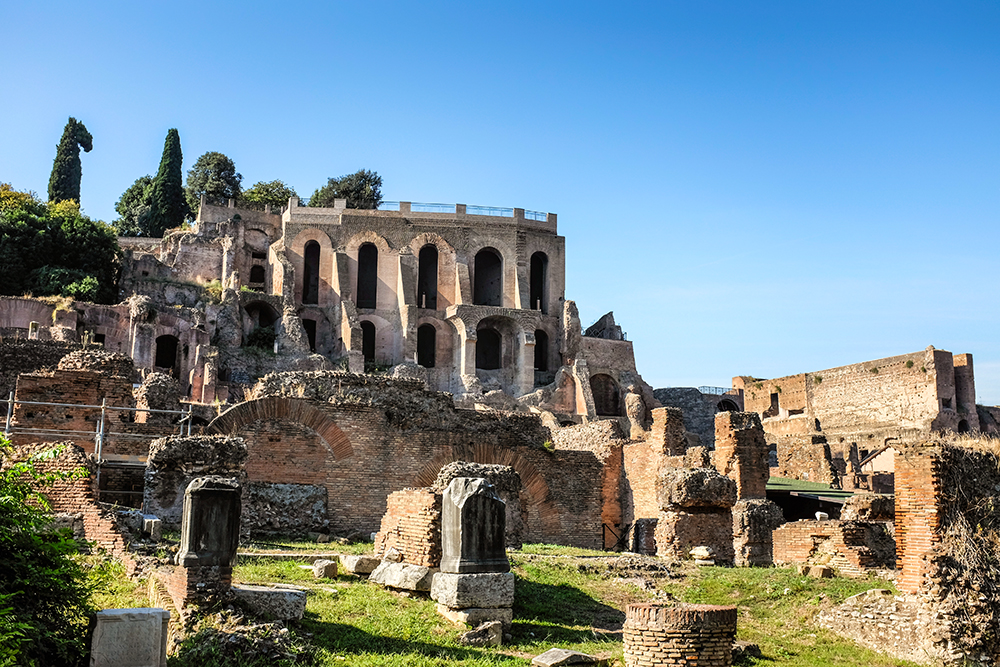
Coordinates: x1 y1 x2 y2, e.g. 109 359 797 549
84 540 922 666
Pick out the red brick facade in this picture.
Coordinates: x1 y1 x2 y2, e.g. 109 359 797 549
623 603 737 667
374 488 442 567
894 444 943 594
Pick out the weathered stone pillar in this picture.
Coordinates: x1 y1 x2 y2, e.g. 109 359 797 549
655 467 736 564
432 477 514 642
649 407 686 456
716 411 784 566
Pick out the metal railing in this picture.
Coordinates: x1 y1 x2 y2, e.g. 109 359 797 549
698 386 739 396
410 202 455 213
466 204 514 217
524 209 547 221
3 392 193 468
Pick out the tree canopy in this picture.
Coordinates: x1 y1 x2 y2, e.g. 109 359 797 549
310 169 382 209
143 129 189 237
241 179 297 209
47 117 93 204
0 183 120 303
111 175 154 237
185 151 242 215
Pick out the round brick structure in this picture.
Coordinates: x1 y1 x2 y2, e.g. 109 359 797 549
623 603 737 667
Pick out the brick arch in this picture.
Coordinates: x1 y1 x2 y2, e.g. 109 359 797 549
412 443 560 534
206 397 353 460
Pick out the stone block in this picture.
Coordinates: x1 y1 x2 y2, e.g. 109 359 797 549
231 584 307 621
177 476 241 568
532 647 606 666
808 565 834 578
440 477 510 574
436 603 512 629
457 620 503 646
657 467 737 510
340 554 380 575
431 572 515 608
90 607 170 667
312 559 338 579
143 515 162 542
369 561 437 592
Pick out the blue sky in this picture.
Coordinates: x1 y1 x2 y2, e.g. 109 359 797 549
3 1 999 401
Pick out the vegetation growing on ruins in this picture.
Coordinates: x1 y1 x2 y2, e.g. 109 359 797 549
185 151 243 215
0 185 120 303
242 180 299 209
47 117 93 204
0 438 93 667
310 169 383 209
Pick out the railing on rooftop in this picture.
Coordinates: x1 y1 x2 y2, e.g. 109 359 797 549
524 209 547 221
281 198 554 223
466 204 514 217
698 386 739 396
410 202 455 213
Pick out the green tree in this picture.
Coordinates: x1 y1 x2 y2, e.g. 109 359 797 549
241 179 297 209
0 436 92 667
0 190 120 303
47 117 93 204
185 151 242 215
309 169 382 209
143 129 189 236
111 175 154 236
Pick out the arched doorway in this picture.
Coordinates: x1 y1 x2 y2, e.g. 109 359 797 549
476 328 502 370
360 321 376 364
154 335 179 377
357 243 378 309
590 374 620 416
718 399 739 413
302 240 320 304
958 419 970 433
530 252 548 313
534 329 548 371
417 245 438 310
417 324 436 368
473 248 502 306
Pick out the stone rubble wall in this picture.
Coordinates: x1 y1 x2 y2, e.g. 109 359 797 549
655 468 736 563
0 338 82 398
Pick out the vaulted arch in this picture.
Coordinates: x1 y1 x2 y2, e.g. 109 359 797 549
207 397 353 460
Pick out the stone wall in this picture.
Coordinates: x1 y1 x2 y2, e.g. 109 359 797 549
374 488 442 567
0 338 81 398
213 372 609 548
655 468 736 563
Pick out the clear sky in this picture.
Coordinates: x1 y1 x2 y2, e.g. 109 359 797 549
2 2 999 402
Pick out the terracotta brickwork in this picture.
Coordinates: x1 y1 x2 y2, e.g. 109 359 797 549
374 488 442 567
160 565 233 610
894 444 944 594
648 407 687 456
714 411 769 500
10 442 138 574
623 408 688 526
623 603 737 667
772 520 893 576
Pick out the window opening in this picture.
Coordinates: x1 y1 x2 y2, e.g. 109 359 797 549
529 252 548 313
476 328 501 370
473 248 502 306
534 329 548 371
417 324 436 368
303 241 320 304
357 243 378 309
417 245 438 309
360 321 376 363
303 319 317 352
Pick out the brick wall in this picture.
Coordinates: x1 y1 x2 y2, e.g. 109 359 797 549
0 338 81 398
9 442 138 575
772 519 894 576
623 603 737 667
714 411 769 499
374 488 442 567
893 444 943 593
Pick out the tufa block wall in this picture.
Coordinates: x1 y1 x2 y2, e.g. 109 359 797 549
714 411 769 500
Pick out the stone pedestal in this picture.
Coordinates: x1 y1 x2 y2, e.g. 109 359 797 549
90 608 170 667
431 572 515 608
440 477 509 574
177 476 241 568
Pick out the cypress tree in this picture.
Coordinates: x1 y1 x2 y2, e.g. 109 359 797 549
47 117 93 203
143 129 189 237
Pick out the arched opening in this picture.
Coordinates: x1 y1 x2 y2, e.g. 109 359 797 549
534 329 548 371
717 399 739 413
302 240 320 305
530 252 548 313
476 328 502 370
360 321 376 363
249 265 265 284
417 324 436 368
245 301 279 329
357 243 378 309
590 374 620 416
473 248 502 306
154 335 179 377
958 419 970 433
302 319 317 352
417 245 438 310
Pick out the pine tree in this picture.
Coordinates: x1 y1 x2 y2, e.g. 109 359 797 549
143 129 189 237
47 117 93 203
